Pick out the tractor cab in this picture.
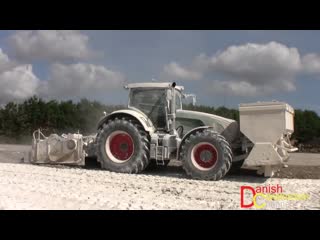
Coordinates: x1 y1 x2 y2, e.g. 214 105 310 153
125 82 184 133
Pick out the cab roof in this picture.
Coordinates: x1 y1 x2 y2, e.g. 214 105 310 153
124 82 184 91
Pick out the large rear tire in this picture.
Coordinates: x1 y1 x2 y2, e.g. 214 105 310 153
96 117 150 173
180 130 232 181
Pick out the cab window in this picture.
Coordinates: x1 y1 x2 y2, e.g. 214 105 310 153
129 88 167 129
175 90 182 110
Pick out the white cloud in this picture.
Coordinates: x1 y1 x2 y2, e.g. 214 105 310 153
201 42 301 96
209 80 258 97
162 62 202 81
9 30 95 62
210 79 296 97
0 48 18 72
0 55 39 103
302 54 320 74
0 48 125 104
41 63 126 99
163 42 302 96
209 42 301 78
0 48 9 63
0 49 40 103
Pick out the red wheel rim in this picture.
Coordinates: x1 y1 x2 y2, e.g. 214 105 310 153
106 131 134 162
192 143 218 170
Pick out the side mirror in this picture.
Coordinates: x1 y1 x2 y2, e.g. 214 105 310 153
183 93 197 106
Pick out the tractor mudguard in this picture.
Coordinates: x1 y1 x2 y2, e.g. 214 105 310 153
97 109 156 134
177 126 212 160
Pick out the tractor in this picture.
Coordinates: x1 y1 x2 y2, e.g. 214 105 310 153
30 82 298 180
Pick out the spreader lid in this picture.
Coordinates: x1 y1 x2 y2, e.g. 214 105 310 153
239 101 294 114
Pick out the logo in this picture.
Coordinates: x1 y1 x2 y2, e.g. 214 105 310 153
240 184 309 209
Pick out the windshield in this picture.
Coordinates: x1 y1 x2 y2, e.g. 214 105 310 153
129 88 167 129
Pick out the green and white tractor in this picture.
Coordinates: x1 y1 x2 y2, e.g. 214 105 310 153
30 82 298 180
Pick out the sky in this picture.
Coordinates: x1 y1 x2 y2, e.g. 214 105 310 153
0 30 320 113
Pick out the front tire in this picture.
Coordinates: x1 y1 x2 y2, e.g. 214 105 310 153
180 130 232 181
96 118 150 173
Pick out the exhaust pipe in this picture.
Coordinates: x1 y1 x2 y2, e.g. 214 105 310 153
170 82 177 135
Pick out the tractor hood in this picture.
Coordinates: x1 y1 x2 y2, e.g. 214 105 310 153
176 110 240 143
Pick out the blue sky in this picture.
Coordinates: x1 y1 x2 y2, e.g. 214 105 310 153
0 30 319 113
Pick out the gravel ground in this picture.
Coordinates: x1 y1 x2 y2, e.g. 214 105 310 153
0 144 319 210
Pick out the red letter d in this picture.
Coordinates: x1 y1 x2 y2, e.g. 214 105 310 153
240 186 256 208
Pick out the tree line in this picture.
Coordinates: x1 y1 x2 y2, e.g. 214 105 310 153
0 96 123 143
0 96 319 144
